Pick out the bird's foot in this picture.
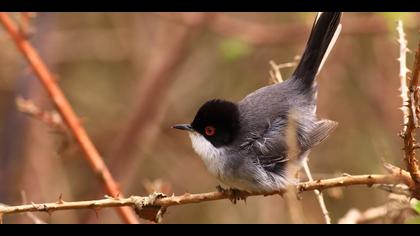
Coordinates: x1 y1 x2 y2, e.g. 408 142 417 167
216 185 248 204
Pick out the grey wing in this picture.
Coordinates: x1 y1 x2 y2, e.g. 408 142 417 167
239 117 291 176
308 119 338 147
239 117 337 177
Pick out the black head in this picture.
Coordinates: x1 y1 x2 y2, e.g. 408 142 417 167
173 99 240 148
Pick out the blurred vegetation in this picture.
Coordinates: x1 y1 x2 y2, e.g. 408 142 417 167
0 12 420 223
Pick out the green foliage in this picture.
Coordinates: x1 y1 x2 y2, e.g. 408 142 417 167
377 12 415 29
413 200 420 214
405 200 420 224
405 217 420 224
219 38 251 62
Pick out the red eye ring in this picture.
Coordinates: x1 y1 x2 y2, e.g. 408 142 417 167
205 126 216 136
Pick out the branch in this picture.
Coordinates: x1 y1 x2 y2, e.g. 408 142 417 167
338 205 389 224
20 191 47 224
18 12 36 37
0 173 415 223
338 194 416 224
302 161 331 224
0 12 139 224
397 20 420 187
15 96 67 133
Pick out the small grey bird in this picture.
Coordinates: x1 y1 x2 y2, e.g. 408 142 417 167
173 12 342 193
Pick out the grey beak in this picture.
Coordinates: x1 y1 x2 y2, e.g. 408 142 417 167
172 124 193 131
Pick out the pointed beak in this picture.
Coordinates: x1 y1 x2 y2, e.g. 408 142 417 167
172 124 193 132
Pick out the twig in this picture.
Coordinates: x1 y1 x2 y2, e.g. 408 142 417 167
269 60 298 84
302 161 331 224
0 12 139 224
338 194 416 224
16 96 67 133
20 191 47 224
375 184 412 197
284 185 306 223
18 12 35 37
409 37 420 182
0 173 414 221
397 20 410 134
270 54 328 223
338 205 388 224
269 60 284 83
397 20 420 188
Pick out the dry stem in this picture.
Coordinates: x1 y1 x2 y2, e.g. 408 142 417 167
397 20 420 188
16 96 67 133
302 161 331 224
0 173 414 222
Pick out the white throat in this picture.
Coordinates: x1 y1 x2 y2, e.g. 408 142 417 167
188 132 226 177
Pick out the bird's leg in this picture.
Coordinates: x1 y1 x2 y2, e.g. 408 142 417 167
216 185 248 204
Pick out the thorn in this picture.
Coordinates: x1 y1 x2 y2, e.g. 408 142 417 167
57 193 64 204
93 208 100 220
296 192 303 201
46 207 53 216
366 175 374 187
277 191 284 198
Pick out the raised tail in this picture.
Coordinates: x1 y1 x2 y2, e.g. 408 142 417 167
292 12 342 89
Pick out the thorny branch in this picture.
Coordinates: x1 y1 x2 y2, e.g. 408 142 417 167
16 96 67 133
302 161 331 224
0 12 139 224
271 59 331 224
397 21 420 192
338 194 418 224
0 173 415 223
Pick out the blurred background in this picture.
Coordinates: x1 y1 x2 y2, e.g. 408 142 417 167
0 12 419 224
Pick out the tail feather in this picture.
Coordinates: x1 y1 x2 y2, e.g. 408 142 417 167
293 12 342 88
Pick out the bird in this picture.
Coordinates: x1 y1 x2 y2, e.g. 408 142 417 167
173 12 342 194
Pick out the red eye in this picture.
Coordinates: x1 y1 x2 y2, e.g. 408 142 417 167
205 126 216 136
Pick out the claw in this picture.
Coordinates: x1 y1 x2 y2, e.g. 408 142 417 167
216 185 225 193
215 185 248 204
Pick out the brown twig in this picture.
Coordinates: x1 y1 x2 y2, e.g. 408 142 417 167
269 53 330 223
16 96 67 133
338 205 389 224
0 12 139 224
302 161 331 224
397 21 420 190
408 37 420 182
18 12 35 37
338 194 417 224
20 191 47 224
284 185 306 223
0 173 414 222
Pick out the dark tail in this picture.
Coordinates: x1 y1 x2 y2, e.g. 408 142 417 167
292 12 342 89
